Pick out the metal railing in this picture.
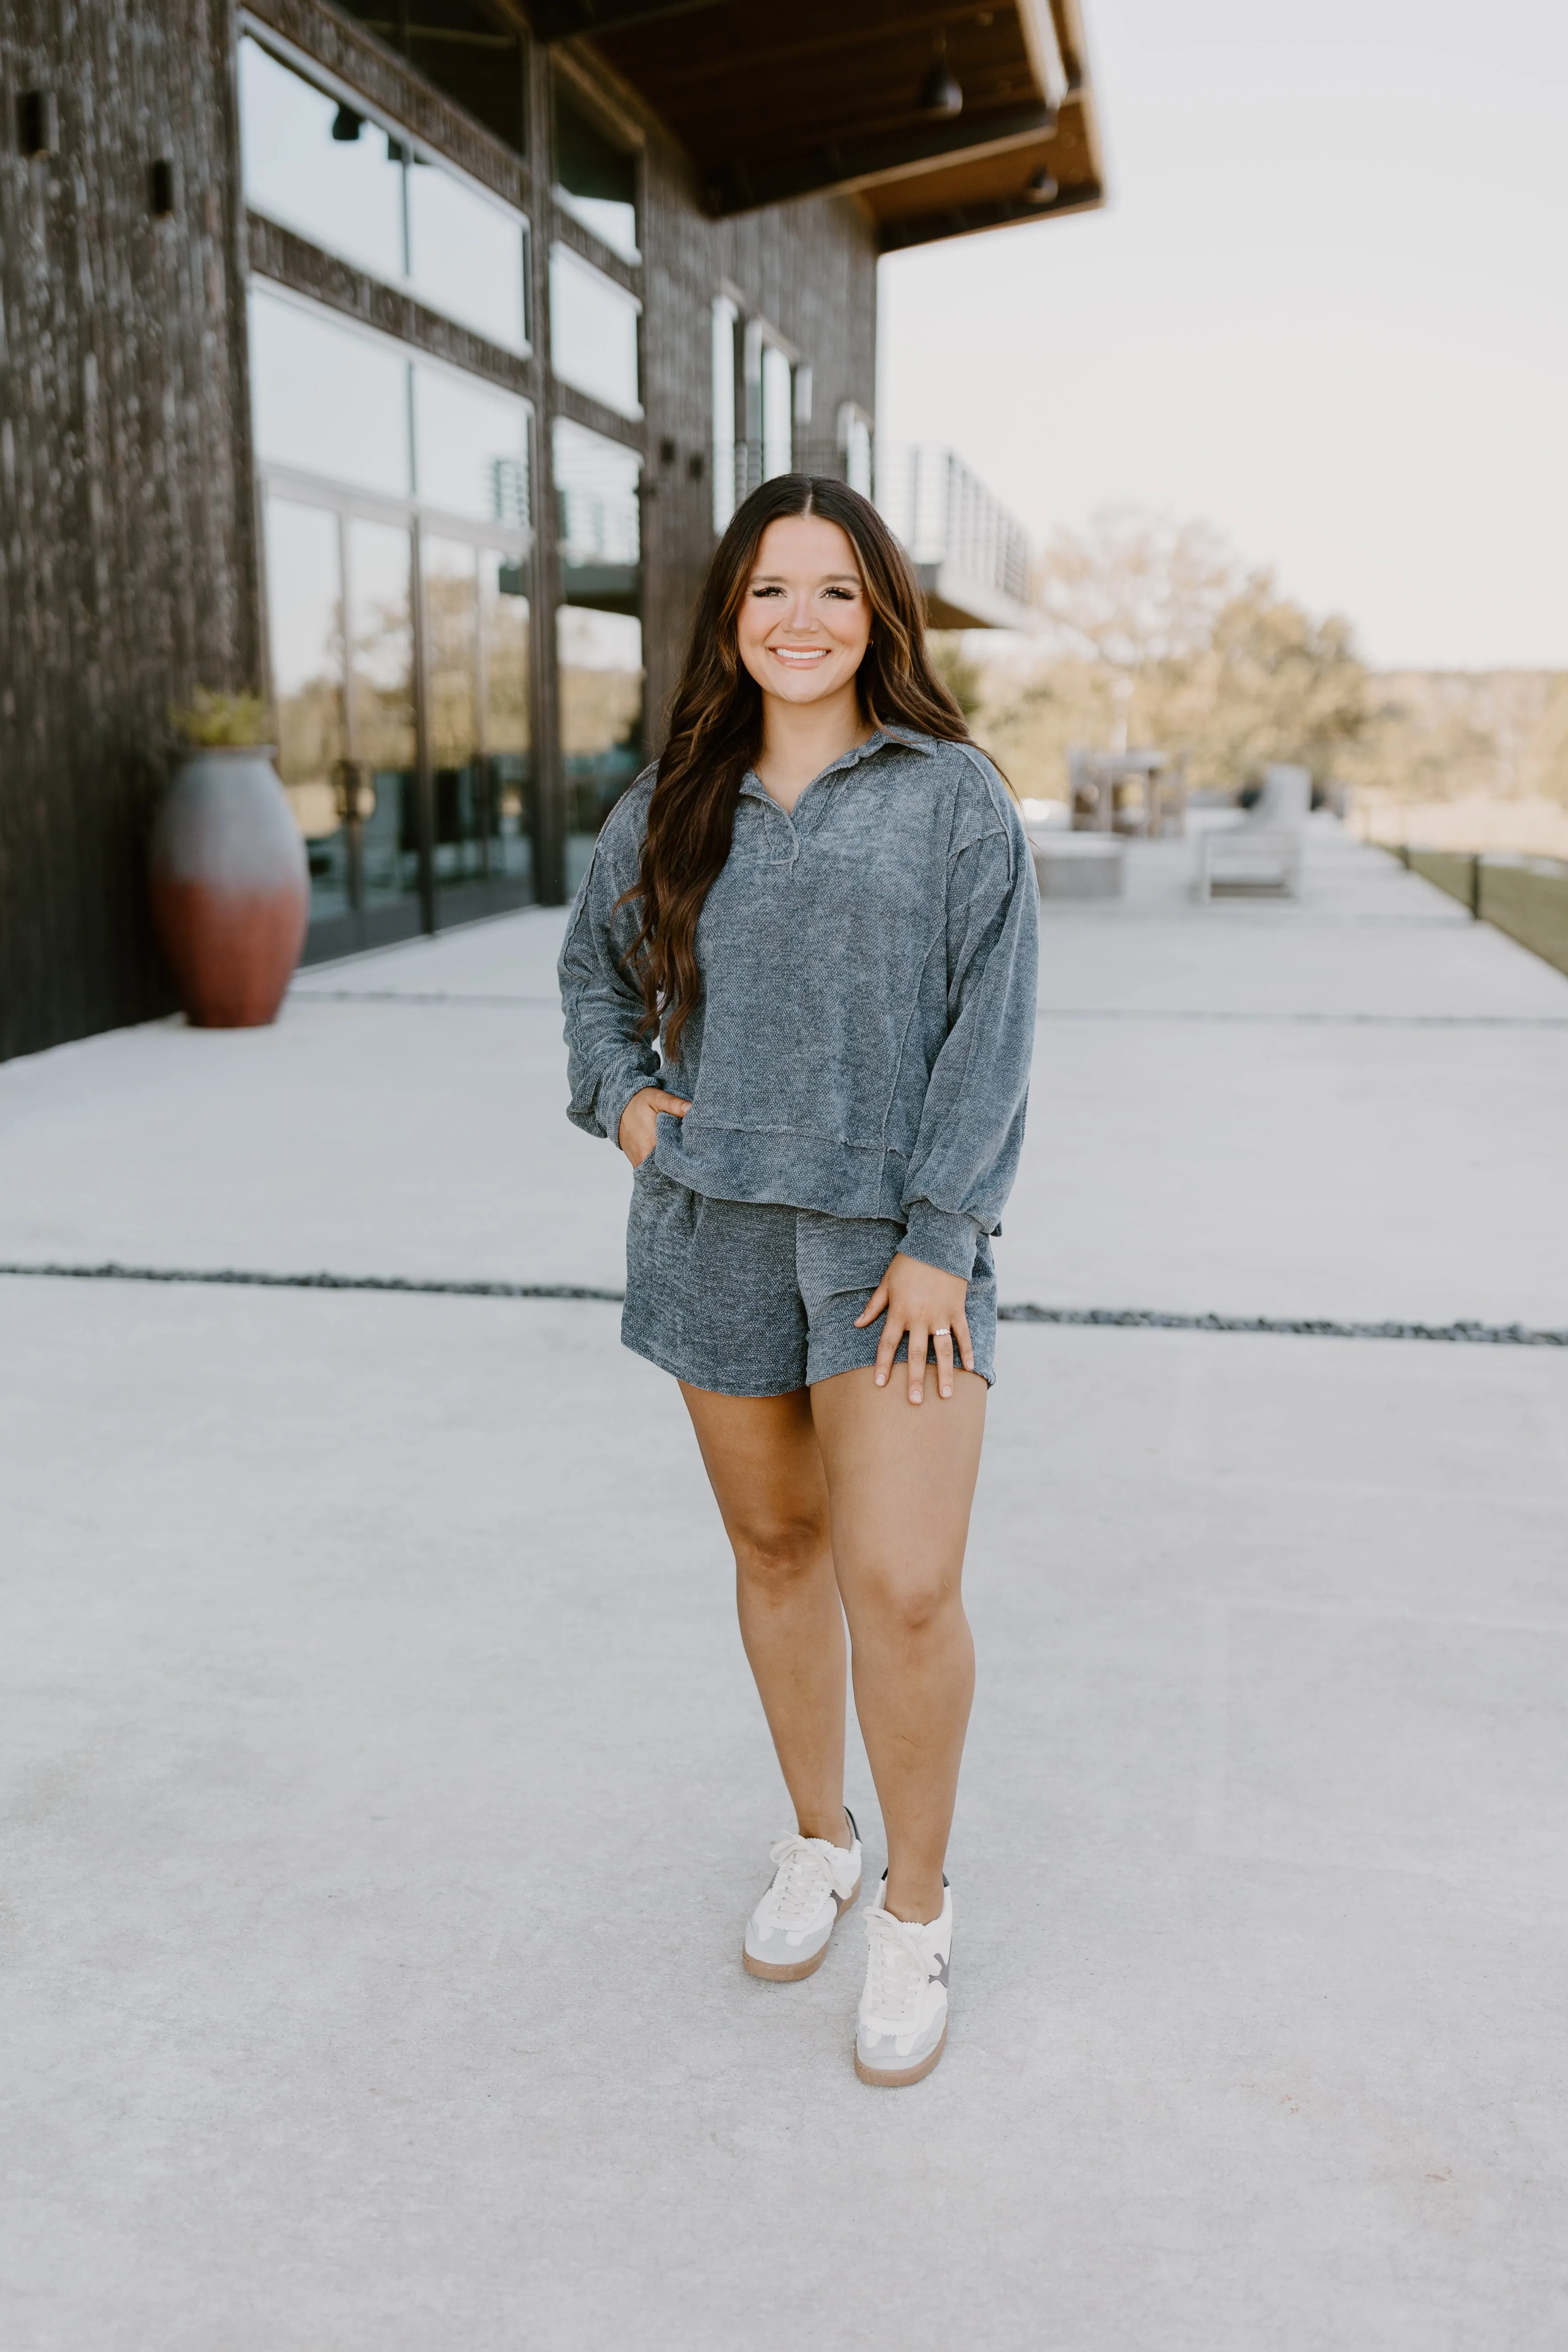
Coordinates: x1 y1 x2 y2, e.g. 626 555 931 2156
715 438 1036 622
1396 846 1568 979
874 444 1034 614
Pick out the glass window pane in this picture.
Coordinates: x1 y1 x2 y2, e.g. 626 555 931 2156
845 414 872 498
423 537 487 887
560 605 643 895
549 245 641 419
712 297 737 532
250 286 411 497
482 550 531 758
553 418 641 601
480 549 533 887
412 362 531 528
239 36 406 286
348 519 420 908
407 165 528 353
333 0 525 155
265 496 349 923
554 88 638 263
424 537 479 773
762 344 793 480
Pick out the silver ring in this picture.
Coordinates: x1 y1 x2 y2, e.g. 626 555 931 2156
932 1327 951 1337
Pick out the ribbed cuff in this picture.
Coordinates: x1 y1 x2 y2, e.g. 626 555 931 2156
899 1201 983 1281
598 1064 660 1151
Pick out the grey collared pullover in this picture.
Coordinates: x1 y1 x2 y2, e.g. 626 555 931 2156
558 727 1039 1281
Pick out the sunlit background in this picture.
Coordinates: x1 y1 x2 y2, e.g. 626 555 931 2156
882 0 1568 671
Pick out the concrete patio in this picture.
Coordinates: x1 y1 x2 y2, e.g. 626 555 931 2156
3 820 1566 2349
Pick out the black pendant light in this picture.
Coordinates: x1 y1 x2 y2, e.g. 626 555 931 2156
331 103 363 143
920 32 963 119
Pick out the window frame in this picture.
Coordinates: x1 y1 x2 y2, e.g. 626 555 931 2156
251 281 542 945
237 18 533 357
547 241 645 422
711 294 741 532
550 65 644 268
248 279 536 555
742 312 804 500
837 401 874 497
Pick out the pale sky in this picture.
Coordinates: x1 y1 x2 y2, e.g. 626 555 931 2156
878 0 1568 670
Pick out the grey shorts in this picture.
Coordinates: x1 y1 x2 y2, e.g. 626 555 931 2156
622 1163 997 1397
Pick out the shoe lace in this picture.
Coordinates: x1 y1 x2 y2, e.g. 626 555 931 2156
764 1835 839 1926
863 1907 929 2027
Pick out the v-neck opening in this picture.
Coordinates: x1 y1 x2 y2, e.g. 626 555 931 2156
744 727 889 822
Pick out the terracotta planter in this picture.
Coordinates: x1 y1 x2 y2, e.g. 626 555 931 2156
150 747 309 1027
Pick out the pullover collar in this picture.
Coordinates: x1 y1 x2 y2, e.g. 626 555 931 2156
738 724 936 820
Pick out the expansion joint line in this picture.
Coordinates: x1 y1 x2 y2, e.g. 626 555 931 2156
1 1263 1564 1347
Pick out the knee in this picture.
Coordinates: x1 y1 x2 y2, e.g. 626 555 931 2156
855 1564 958 1644
731 1513 829 1599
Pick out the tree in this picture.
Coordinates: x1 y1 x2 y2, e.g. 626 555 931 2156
1341 670 1568 807
1038 506 1235 675
975 506 1369 795
1140 572 1368 791
925 631 986 721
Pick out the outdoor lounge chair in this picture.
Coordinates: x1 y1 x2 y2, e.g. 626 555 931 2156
1195 763 1310 900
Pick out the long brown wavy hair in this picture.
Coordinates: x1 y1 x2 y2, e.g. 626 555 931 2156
621 472 975 1058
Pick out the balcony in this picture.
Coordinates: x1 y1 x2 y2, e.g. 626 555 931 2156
725 439 1038 633
874 443 1037 631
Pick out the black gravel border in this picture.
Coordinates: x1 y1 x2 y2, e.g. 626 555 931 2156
0 1262 623 1303
2 1261 1564 1346
994 1302 1567 1346
289 988 1568 1031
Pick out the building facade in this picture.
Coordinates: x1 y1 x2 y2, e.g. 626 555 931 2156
0 0 1101 1059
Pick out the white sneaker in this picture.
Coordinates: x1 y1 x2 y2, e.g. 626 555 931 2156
854 1875 952 2087
743 1809 862 1980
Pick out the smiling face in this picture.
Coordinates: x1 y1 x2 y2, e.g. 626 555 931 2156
734 514 873 708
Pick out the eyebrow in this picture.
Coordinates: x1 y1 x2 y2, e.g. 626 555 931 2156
749 571 863 584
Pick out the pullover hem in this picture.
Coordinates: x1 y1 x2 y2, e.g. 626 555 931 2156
651 1125 988 1280
653 1121 899 1223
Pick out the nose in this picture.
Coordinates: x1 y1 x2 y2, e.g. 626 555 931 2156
781 589 819 632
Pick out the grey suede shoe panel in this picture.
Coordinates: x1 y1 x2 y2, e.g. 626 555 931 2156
856 2018 946 2064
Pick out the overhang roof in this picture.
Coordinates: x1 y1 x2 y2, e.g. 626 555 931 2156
525 0 1105 250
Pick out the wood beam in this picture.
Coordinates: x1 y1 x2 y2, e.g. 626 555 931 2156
1015 0 1064 103
700 99 1057 216
876 173 1101 249
525 0 724 36
606 4 1035 97
1048 0 1088 90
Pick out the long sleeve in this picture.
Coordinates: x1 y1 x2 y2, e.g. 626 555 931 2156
898 808 1040 1280
558 782 662 1144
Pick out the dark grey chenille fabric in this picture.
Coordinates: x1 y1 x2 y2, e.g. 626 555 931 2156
558 727 1039 1284
620 1166 998 1396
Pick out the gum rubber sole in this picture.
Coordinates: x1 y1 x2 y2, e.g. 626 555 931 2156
854 2019 948 2088
742 1875 861 1980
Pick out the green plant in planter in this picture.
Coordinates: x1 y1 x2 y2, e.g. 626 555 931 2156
168 687 274 749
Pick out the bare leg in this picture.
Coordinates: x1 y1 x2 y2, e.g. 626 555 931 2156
810 1363 985 1924
679 1384 849 1845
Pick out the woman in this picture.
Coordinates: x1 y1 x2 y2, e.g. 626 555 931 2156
560 473 1037 2087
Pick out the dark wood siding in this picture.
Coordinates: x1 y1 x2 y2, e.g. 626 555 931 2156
0 0 259 1060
